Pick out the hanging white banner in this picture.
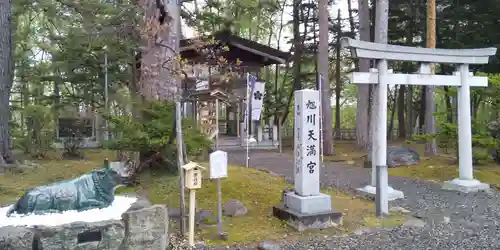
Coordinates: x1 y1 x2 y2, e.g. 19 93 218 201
242 74 254 135
250 81 265 121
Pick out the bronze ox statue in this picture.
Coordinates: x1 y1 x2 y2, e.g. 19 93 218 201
6 160 125 216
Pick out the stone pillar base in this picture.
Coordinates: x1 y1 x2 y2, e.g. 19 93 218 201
355 185 404 201
442 178 490 193
273 191 342 231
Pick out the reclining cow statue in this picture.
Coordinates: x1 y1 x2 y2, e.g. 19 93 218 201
6 160 124 216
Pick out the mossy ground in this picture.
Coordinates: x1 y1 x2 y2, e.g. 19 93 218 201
0 149 406 246
315 141 500 186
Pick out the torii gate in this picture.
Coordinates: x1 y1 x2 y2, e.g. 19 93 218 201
341 37 497 215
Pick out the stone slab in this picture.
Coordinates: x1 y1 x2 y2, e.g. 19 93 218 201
36 220 125 250
442 178 490 193
0 204 170 250
285 192 332 214
355 185 405 201
272 205 342 232
121 204 168 250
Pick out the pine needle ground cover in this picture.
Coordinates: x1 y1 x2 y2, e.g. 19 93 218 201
0 150 405 246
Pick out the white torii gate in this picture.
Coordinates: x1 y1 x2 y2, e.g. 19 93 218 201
341 37 497 215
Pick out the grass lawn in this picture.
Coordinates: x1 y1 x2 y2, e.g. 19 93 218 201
388 156 500 186
0 149 406 246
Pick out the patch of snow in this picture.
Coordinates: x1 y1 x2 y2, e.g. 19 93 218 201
0 196 137 227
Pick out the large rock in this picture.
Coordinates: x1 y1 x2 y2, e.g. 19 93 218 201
121 204 168 250
196 209 216 226
0 226 35 250
222 200 248 217
387 146 420 168
36 220 125 250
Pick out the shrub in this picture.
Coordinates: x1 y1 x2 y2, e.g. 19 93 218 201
14 105 55 159
409 120 498 165
104 101 212 174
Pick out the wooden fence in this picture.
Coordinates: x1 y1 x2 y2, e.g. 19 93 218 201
282 127 423 140
217 121 423 140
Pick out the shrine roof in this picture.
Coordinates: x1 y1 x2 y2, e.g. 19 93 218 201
180 30 290 66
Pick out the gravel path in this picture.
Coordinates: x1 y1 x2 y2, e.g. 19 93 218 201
215 150 500 250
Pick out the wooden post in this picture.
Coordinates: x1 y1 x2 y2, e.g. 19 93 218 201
215 99 219 147
182 162 205 246
188 189 196 246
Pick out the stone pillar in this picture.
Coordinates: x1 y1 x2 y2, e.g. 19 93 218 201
273 89 342 231
443 66 490 192
294 90 321 196
357 68 404 202
457 64 474 180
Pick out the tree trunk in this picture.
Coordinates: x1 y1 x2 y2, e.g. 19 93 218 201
138 0 179 101
444 86 453 122
397 85 406 138
424 0 437 156
281 0 304 128
0 0 14 165
334 10 341 141
313 10 319 89
134 0 179 170
293 0 302 92
355 0 372 151
400 0 415 138
347 0 356 42
367 0 377 155
319 0 333 155
407 85 413 137
418 87 425 132
388 86 398 140
274 2 286 126
20 61 31 154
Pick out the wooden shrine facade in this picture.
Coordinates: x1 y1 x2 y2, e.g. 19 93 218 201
180 30 289 141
